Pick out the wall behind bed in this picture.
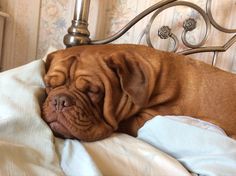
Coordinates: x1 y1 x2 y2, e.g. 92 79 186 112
95 0 236 72
1 0 236 73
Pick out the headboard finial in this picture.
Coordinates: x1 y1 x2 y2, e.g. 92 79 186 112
63 0 91 48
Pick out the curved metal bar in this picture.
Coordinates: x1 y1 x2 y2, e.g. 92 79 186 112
181 18 209 48
146 23 180 52
137 24 180 49
90 0 177 45
170 34 179 52
224 34 236 50
212 52 218 66
178 34 236 55
206 0 236 33
137 29 146 44
145 1 211 50
178 46 225 55
65 0 236 64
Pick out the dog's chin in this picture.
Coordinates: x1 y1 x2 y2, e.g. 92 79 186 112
49 121 74 139
44 113 114 141
78 126 114 142
50 122 113 142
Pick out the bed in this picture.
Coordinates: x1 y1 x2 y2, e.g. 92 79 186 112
0 0 236 175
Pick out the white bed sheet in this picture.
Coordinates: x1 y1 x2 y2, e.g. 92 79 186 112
0 59 191 176
1 57 235 176
57 134 190 176
138 116 236 176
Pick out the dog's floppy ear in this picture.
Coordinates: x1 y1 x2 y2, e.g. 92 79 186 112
45 52 55 73
105 51 153 106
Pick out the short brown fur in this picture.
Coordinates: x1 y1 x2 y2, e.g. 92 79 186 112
42 44 236 141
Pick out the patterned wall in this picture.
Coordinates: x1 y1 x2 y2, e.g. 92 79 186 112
37 0 98 59
37 0 75 59
37 0 236 72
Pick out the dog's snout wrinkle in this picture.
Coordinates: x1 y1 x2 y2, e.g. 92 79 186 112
52 94 74 111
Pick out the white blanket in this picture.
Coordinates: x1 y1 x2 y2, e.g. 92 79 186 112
0 60 64 175
1 59 235 176
138 117 236 176
0 60 190 176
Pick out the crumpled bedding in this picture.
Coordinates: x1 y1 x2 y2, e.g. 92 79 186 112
138 116 236 176
0 59 235 176
0 60 64 175
0 60 190 176
56 134 191 176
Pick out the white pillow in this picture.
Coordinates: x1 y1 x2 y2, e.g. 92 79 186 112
0 59 65 175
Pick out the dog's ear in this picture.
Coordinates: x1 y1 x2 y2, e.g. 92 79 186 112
44 53 77 88
45 52 55 73
105 51 152 106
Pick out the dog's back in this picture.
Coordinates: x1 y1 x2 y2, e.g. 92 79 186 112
142 47 236 138
48 44 236 139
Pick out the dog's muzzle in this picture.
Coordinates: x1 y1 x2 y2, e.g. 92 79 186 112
42 90 114 141
42 93 76 138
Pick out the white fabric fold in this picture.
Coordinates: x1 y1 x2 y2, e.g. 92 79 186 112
0 60 191 176
5 59 234 176
138 116 236 176
0 60 64 175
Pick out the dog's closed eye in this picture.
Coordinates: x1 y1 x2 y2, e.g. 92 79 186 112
76 78 103 103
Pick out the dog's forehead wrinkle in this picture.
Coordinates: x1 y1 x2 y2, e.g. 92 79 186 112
68 58 79 80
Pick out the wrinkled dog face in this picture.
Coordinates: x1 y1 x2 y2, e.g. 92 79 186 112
42 45 149 141
42 49 116 142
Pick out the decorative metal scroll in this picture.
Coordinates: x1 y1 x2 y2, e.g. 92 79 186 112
142 0 236 57
64 0 177 47
64 0 236 65
144 1 211 52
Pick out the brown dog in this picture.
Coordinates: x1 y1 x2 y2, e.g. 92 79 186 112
42 44 236 141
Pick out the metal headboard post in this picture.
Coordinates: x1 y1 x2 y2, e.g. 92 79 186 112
64 0 236 67
63 0 91 48
63 0 177 47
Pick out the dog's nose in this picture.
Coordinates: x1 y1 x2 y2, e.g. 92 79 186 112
52 94 73 111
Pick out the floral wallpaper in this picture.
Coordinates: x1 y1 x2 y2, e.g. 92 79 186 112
103 0 138 43
37 0 75 58
37 0 236 72
102 0 236 71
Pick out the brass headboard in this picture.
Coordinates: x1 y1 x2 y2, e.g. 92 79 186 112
63 0 236 66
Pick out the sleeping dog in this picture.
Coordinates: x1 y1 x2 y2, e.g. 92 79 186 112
42 44 236 141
